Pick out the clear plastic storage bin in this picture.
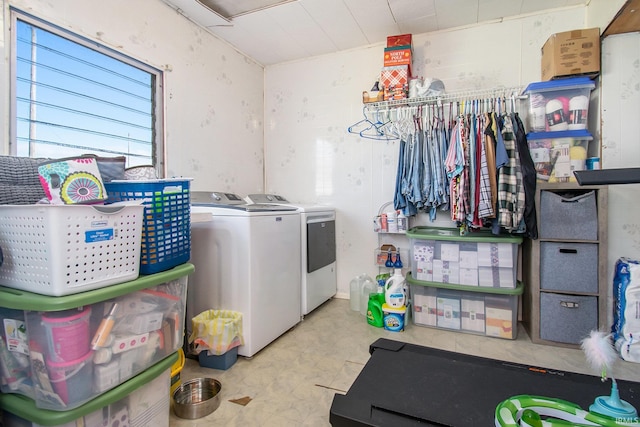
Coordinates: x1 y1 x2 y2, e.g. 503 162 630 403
523 77 595 133
407 227 522 289
0 263 192 411
408 273 523 340
0 351 175 427
527 130 592 182
0 203 144 296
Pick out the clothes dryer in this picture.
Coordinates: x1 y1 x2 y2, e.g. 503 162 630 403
187 191 301 357
245 194 337 315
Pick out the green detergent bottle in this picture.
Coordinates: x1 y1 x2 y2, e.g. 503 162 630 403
367 293 384 327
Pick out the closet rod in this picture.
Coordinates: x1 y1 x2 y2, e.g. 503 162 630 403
364 85 526 110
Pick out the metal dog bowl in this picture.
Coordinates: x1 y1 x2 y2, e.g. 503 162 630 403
172 377 222 419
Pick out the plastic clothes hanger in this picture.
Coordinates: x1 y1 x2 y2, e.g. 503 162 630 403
348 107 394 140
348 107 382 135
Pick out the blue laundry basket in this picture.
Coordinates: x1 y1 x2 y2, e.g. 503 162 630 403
105 178 191 274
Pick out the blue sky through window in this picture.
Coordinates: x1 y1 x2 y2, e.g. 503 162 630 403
15 18 155 167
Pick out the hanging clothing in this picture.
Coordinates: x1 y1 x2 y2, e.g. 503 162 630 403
403 132 421 213
493 113 509 169
477 127 494 219
483 113 498 217
496 115 525 232
394 137 411 215
420 121 433 213
471 113 485 228
433 115 449 213
445 117 464 179
466 114 477 226
511 112 538 239
408 128 425 209
388 91 532 235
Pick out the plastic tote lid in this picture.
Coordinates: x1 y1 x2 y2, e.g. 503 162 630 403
523 77 595 95
526 129 593 141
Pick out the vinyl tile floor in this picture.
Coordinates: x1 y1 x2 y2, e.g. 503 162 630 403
169 298 640 426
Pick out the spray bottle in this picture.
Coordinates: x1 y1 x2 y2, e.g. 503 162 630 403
385 269 406 308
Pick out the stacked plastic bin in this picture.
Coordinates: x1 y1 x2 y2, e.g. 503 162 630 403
407 227 523 340
0 179 193 426
523 77 596 183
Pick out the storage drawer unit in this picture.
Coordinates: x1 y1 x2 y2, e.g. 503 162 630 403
522 183 607 349
407 273 523 340
540 242 598 293
539 190 598 240
0 263 192 411
539 293 598 345
0 351 176 427
408 227 522 289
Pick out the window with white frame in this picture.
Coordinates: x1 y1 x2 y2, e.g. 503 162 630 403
10 10 164 171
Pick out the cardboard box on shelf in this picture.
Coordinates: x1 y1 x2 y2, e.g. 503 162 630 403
387 34 412 47
380 65 410 101
541 27 600 81
383 46 412 67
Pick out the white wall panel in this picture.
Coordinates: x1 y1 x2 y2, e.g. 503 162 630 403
601 33 640 312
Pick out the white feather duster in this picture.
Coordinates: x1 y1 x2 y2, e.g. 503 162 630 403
581 330 618 381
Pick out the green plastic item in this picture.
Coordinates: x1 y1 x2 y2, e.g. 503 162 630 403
366 293 384 328
406 272 524 296
406 226 523 244
0 263 194 311
0 352 178 425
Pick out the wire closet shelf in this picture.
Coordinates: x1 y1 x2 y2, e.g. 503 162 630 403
364 85 526 110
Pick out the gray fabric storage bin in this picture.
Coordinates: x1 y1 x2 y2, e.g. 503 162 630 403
540 242 598 293
540 190 597 240
540 292 597 345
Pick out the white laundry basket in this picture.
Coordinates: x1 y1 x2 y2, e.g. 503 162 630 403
0 203 144 295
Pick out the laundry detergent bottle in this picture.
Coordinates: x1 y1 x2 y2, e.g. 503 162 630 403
385 269 406 308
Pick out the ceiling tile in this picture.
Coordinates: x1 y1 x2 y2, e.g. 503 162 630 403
208 13 292 63
478 0 524 22
198 0 296 18
520 0 570 14
434 0 478 30
399 15 439 36
264 2 337 56
388 0 436 22
300 0 369 50
344 0 399 44
163 0 230 26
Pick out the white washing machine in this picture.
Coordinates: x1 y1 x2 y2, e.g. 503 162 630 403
187 191 301 357
246 194 336 316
